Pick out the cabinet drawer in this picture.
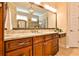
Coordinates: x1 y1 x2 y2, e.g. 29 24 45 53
45 35 53 41
5 38 32 52
33 36 44 44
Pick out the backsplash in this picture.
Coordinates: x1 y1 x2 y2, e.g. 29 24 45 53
4 29 56 34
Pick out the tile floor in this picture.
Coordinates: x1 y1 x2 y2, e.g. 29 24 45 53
56 37 79 56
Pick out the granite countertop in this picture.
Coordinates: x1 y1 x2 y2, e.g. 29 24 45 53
4 32 57 41
58 32 66 34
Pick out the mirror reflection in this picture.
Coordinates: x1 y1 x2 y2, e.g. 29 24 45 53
5 2 57 30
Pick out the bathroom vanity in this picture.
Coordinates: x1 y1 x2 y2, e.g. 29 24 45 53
3 2 59 56
4 32 59 56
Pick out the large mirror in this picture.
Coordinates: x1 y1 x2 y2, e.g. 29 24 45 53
5 2 57 30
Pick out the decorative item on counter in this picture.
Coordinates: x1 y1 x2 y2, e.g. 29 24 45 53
54 28 63 32
59 29 63 32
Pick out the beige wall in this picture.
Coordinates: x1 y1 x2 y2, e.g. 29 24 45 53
55 2 67 32
48 12 56 28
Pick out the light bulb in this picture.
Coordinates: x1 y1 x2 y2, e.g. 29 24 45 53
44 4 57 12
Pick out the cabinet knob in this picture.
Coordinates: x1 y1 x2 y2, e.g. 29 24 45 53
18 42 30 46
70 30 73 32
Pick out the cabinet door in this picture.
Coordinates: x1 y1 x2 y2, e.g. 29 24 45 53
0 3 3 56
33 43 43 56
6 46 32 56
51 38 59 55
44 40 52 56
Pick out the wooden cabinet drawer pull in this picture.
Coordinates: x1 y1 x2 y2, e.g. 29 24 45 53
18 42 30 46
19 42 25 46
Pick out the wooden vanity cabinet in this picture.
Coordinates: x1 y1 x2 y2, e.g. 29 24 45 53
33 34 59 56
5 33 59 56
43 34 59 56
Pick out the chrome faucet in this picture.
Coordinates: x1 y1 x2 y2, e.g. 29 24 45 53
31 26 38 33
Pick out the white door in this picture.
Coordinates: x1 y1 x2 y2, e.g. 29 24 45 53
67 3 79 47
67 16 79 47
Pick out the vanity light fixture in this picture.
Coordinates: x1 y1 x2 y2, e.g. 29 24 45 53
16 8 30 14
33 0 41 5
33 2 41 5
44 4 57 13
29 3 34 14
32 18 37 21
